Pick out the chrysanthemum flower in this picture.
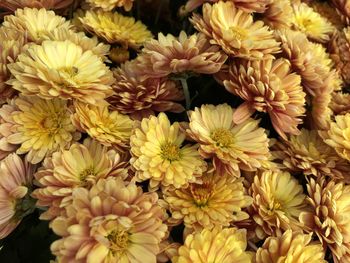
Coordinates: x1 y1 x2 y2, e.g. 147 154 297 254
79 10 153 49
0 0 74 12
222 58 305 139
8 40 114 105
256 230 326 263
0 153 35 239
329 27 350 85
311 1 344 29
180 0 272 16
0 27 26 105
330 92 350 115
0 100 18 161
331 0 350 25
40 28 110 61
32 139 128 220
319 113 350 161
135 31 227 79
173 227 254 263
130 113 206 190
263 0 294 29
2 8 71 43
291 3 334 43
272 129 350 182
249 170 307 239
51 177 168 263
109 61 185 119
299 178 350 262
86 0 134 11
191 1 280 60
164 170 252 231
6 96 80 164
72 102 134 151
187 104 270 176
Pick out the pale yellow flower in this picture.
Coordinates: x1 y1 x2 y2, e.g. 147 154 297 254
249 170 308 239
79 10 153 49
256 230 326 263
86 0 134 11
51 177 168 263
72 102 134 151
173 227 254 263
130 113 206 191
187 104 270 177
6 96 80 164
164 169 252 231
191 1 280 59
8 40 114 105
0 100 18 160
32 139 128 220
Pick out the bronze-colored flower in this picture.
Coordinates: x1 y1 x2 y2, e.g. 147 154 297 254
191 1 280 59
222 58 305 139
330 92 350 115
331 0 350 25
108 60 185 119
311 1 344 29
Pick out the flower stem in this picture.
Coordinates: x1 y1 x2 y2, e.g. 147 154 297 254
180 78 191 110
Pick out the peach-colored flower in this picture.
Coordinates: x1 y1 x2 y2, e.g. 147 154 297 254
330 92 350 115
222 58 305 139
0 0 75 12
130 113 206 190
299 178 350 262
273 129 350 182
249 170 308 239
32 139 128 220
0 100 18 161
173 227 254 263
263 0 294 29
51 177 168 263
71 102 134 152
6 96 80 164
135 31 227 79
0 153 35 239
256 230 326 263
191 1 280 59
164 169 252 231
8 40 114 105
187 104 270 176
108 60 185 119
86 0 134 11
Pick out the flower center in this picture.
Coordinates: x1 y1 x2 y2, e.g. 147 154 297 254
211 128 235 148
39 112 65 136
107 229 129 253
160 142 181 162
59 66 79 77
229 26 248 41
267 199 283 214
190 182 213 207
79 166 96 186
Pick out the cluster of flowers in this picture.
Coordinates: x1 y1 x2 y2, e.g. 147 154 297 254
1 0 350 262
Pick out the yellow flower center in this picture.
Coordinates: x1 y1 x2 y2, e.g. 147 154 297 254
39 112 65 136
59 66 79 77
79 166 96 186
107 229 129 252
211 128 235 148
160 142 181 162
229 26 248 41
267 199 283 214
298 18 314 30
190 182 213 207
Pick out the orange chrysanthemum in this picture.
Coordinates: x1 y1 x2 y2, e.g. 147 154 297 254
191 1 280 59
187 104 270 176
222 58 305 139
51 177 168 263
108 60 185 119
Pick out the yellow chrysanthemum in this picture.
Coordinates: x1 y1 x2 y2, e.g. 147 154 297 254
51 177 168 263
72 102 134 151
79 10 153 49
273 129 350 182
319 113 350 161
7 40 114 105
292 3 334 43
256 230 326 263
6 96 80 164
187 104 270 177
86 0 134 11
191 1 280 59
164 170 252 231
173 227 254 263
299 178 350 262
249 170 308 239
130 113 206 191
32 139 128 220
2 8 71 43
